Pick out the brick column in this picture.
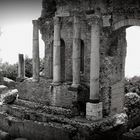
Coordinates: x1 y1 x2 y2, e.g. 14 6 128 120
32 20 40 82
72 16 81 88
53 17 61 85
18 54 25 79
86 16 103 121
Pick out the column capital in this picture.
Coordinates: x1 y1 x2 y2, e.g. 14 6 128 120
87 15 102 26
73 15 81 24
53 16 61 26
32 20 39 26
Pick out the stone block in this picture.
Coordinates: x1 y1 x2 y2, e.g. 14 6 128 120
86 102 102 121
0 130 11 140
16 78 52 105
0 85 8 94
110 81 124 115
2 77 16 88
1 89 18 104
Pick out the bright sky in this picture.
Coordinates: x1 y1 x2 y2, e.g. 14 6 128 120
125 26 140 78
0 23 44 64
0 0 44 64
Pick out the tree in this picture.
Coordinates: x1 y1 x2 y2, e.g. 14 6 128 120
0 62 18 81
25 56 33 78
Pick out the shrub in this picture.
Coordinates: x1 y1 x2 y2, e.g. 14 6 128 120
0 57 45 80
0 62 18 81
124 92 140 119
125 76 140 96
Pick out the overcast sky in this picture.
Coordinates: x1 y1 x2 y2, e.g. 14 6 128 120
0 0 44 64
0 0 42 26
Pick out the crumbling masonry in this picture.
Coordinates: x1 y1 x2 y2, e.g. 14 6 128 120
1 0 140 140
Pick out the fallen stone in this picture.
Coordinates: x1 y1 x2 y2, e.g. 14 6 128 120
40 70 45 77
0 130 11 140
0 85 8 94
123 126 140 140
1 89 18 104
2 77 16 88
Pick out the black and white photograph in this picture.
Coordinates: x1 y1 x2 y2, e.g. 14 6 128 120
0 0 140 140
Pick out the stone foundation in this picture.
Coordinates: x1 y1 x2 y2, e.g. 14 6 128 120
16 77 89 114
86 102 103 121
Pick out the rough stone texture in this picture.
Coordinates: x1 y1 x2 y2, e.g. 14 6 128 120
0 106 128 140
38 0 132 117
1 0 140 139
17 77 52 105
100 28 126 116
16 77 89 114
1 89 18 104
0 130 11 140
0 112 75 140
123 126 140 140
0 85 8 95
110 80 124 115
86 102 102 121
18 54 25 80
2 77 16 89
14 99 74 117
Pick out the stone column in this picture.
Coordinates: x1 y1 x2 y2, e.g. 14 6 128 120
53 17 61 85
90 17 100 101
86 16 103 121
32 20 40 82
18 54 25 79
72 16 81 88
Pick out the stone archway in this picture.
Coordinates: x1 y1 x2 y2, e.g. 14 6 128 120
112 18 140 79
103 18 140 115
113 19 140 30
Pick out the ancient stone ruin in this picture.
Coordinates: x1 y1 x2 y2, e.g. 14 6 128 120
1 0 140 140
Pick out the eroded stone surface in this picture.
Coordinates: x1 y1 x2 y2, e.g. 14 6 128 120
86 102 103 121
0 130 10 140
0 85 8 95
1 89 18 104
2 77 16 89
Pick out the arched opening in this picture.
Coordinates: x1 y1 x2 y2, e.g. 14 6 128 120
50 41 53 78
60 39 65 82
80 40 85 74
125 26 140 78
103 21 140 115
110 19 140 80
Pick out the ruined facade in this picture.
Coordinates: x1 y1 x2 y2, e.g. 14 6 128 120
17 0 140 119
1 0 140 139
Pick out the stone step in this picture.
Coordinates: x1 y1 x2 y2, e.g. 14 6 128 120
14 99 74 118
0 103 96 129
0 112 76 140
1 104 74 125
0 107 128 140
